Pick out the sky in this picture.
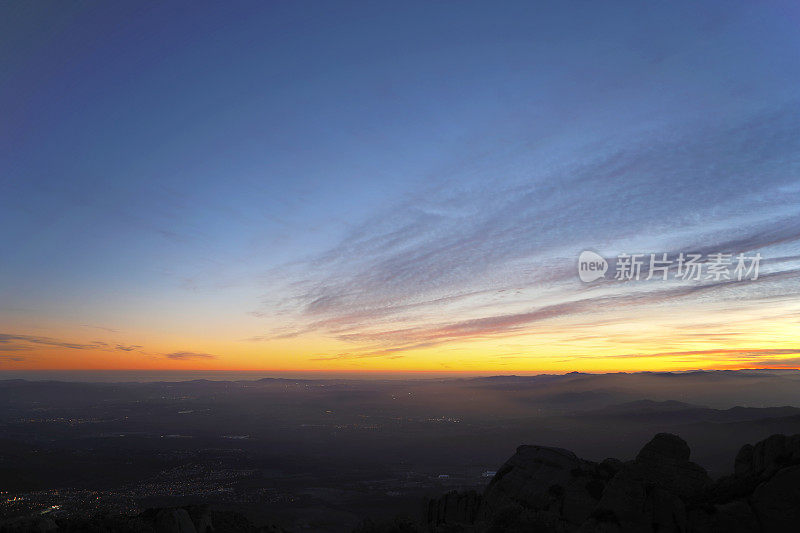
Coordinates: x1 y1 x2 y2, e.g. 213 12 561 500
1 0 800 373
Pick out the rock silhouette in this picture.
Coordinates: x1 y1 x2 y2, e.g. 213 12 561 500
428 432 800 532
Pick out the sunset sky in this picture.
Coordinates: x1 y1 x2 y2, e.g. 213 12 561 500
2 1 800 373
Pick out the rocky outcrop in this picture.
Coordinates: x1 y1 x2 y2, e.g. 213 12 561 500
750 464 800 531
427 433 800 533
477 444 612 530
428 490 481 527
633 433 710 498
733 433 800 478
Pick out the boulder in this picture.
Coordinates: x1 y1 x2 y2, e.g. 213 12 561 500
733 444 754 476
584 434 709 532
712 499 760 533
480 444 597 524
428 490 481 528
751 464 800 532
634 433 711 498
751 434 788 477
636 432 690 463
732 433 800 479
482 446 583 506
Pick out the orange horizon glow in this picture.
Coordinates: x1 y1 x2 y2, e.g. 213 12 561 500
5 289 799 374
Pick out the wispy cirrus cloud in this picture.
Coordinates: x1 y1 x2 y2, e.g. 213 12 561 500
0 333 150 362
80 324 119 333
115 344 142 352
599 348 800 360
163 351 217 360
0 333 105 351
250 103 800 361
308 352 406 361
0 332 220 364
265 267 800 359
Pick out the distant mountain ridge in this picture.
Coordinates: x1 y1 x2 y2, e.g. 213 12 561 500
577 399 800 423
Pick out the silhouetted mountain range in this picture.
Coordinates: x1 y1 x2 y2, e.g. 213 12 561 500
424 432 800 532
575 400 800 424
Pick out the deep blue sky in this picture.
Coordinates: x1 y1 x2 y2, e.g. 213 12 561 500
2 1 800 370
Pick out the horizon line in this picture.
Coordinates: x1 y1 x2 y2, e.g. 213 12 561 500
1 367 798 384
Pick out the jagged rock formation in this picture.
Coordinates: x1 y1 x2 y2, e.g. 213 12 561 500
427 433 800 533
428 489 482 527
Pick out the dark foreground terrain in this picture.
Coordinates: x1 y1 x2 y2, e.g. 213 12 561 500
3 431 799 532
2 371 800 531
424 432 800 532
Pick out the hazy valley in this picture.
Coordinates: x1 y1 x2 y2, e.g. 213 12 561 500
3 370 800 531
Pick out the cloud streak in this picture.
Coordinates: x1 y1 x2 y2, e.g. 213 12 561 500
250 102 800 362
163 351 217 360
0 333 104 351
